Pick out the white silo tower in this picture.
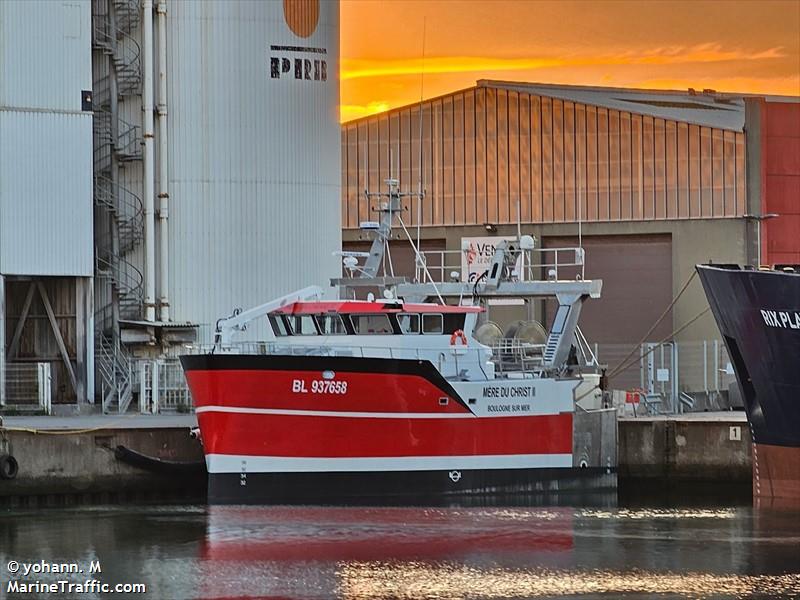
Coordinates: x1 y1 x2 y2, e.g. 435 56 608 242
92 0 341 410
164 0 342 342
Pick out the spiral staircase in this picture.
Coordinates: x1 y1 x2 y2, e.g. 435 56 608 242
92 0 144 413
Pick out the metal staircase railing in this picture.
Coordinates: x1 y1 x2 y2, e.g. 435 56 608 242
93 108 143 173
96 331 135 414
92 11 142 99
94 175 144 255
112 0 141 35
95 253 144 323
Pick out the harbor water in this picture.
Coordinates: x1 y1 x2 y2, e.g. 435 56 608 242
2 497 799 599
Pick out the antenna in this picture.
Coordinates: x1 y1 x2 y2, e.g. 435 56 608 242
517 199 523 281
416 17 426 258
387 149 395 276
577 138 584 280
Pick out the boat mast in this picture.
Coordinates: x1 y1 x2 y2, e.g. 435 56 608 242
361 178 422 280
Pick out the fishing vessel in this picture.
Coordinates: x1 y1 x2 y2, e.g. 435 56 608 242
181 179 616 504
697 264 800 501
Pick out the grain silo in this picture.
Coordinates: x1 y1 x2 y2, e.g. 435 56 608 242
92 0 341 411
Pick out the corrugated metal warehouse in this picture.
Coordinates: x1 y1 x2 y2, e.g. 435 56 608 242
341 80 800 389
0 0 94 407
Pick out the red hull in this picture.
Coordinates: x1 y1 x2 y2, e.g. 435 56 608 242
196 411 572 459
178 354 612 503
183 355 574 468
753 443 800 501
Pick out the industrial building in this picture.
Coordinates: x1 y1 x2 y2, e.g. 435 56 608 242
0 1 94 408
341 81 800 390
1 0 341 412
1 0 797 412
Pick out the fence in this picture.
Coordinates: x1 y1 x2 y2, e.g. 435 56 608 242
2 362 52 414
596 340 734 414
134 359 192 413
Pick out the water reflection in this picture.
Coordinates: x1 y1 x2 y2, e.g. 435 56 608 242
0 503 799 599
338 563 800 599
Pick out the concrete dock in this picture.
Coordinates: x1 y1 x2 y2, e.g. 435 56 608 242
0 411 753 504
618 411 751 483
0 415 204 505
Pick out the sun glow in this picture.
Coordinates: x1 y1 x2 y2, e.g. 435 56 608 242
339 1 800 122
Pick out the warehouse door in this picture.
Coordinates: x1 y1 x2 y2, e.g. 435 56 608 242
544 235 673 390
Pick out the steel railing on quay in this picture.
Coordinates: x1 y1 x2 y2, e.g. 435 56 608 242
3 363 52 414
595 340 735 415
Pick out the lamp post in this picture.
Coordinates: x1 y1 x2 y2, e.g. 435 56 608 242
744 213 779 267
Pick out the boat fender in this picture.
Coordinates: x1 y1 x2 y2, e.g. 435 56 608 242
449 329 468 347
0 454 19 480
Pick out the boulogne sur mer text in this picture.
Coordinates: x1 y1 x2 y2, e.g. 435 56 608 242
482 385 534 413
760 309 800 330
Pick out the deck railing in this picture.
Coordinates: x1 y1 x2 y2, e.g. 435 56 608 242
118 339 735 415
413 246 585 284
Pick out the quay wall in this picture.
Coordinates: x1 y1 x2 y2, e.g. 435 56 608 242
0 417 753 503
618 417 752 483
0 427 205 504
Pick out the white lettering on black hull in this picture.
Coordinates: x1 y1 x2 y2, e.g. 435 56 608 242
760 309 800 330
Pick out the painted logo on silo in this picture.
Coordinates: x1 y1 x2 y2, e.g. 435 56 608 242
283 0 319 38
270 0 327 82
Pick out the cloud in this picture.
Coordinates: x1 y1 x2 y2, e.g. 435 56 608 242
341 44 788 81
341 101 391 122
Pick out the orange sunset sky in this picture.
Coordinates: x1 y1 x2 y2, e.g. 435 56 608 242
339 0 800 122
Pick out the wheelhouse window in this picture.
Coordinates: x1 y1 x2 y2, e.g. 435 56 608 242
397 313 420 334
350 313 393 335
315 314 347 335
287 314 318 335
422 313 443 334
443 314 466 334
268 314 291 337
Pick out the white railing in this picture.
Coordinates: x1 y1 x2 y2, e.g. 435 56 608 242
596 340 735 414
490 339 545 374
3 362 52 414
187 341 489 363
414 246 585 284
136 359 193 414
